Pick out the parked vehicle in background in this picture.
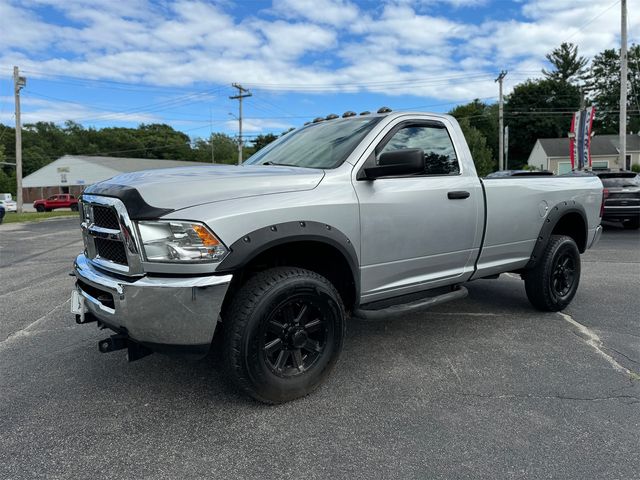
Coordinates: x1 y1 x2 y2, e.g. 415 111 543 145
71 110 604 404
33 194 79 212
0 193 16 212
0 199 17 212
597 171 640 229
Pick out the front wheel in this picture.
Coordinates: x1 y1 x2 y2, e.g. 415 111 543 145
223 267 346 404
524 235 581 311
35 205 45 212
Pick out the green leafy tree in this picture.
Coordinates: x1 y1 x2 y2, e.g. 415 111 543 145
0 144 16 195
449 99 499 163
251 133 278 152
542 43 588 84
587 45 640 134
504 79 581 167
458 118 495 176
192 133 238 164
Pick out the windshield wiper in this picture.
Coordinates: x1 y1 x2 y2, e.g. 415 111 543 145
261 161 300 167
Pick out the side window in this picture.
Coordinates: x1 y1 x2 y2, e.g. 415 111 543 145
379 124 460 175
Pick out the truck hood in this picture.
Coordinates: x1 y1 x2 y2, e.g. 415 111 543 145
84 164 324 212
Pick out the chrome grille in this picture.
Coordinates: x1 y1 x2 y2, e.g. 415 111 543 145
95 237 128 265
80 194 143 276
92 205 120 229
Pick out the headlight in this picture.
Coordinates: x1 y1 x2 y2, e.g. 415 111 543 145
137 220 228 263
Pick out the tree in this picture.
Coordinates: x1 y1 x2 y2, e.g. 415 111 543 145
192 133 238 164
504 79 581 167
0 145 16 195
587 45 640 134
251 133 278 152
458 118 495 176
449 100 499 163
542 43 588 84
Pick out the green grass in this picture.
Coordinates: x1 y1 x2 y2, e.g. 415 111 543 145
1 211 78 224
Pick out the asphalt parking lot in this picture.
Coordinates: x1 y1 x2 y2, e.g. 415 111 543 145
1 218 638 479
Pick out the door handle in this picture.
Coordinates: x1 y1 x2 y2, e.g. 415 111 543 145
447 191 470 200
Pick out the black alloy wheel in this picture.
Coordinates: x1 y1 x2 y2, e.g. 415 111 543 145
223 267 345 404
524 234 581 312
550 251 576 300
261 296 329 377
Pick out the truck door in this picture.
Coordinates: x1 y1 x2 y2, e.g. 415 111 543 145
352 119 483 303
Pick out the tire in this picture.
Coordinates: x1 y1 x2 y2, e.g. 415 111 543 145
71 204 79 212
524 235 581 312
623 218 639 230
35 205 45 212
223 267 346 404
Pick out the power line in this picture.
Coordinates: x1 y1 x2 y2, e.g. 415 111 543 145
562 0 621 43
229 83 252 164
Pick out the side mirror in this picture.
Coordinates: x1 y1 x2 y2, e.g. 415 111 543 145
364 148 424 179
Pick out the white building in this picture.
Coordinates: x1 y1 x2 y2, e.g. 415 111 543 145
527 134 640 174
22 155 206 202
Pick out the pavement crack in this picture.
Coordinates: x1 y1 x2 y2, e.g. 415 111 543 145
0 299 70 350
457 392 640 403
605 347 640 366
558 312 640 380
445 356 462 385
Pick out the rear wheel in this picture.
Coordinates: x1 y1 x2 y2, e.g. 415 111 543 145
71 204 79 212
524 235 581 311
35 205 45 212
223 267 346 404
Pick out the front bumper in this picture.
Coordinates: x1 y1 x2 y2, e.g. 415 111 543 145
73 254 232 353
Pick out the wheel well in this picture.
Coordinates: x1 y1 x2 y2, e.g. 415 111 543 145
551 212 587 253
223 241 357 312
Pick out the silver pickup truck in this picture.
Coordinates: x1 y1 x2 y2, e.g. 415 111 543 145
72 111 604 403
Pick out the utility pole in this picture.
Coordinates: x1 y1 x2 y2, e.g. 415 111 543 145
495 70 507 171
619 0 628 171
13 66 26 214
229 83 251 165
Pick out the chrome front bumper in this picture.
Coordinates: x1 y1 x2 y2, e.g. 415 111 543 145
73 254 232 351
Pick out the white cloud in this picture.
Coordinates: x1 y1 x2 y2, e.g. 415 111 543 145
0 95 160 125
1 0 638 127
271 0 359 27
254 20 337 59
224 118 292 133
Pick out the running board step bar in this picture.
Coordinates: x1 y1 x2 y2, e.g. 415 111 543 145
353 286 468 321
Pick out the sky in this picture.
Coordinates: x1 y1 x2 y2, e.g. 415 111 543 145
0 0 637 142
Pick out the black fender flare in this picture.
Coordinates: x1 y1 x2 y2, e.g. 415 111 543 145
217 220 360 299
526 200 588 269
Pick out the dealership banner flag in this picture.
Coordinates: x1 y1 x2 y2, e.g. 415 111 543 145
570 107 596 170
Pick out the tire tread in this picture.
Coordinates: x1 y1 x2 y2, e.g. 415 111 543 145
223 267 344 404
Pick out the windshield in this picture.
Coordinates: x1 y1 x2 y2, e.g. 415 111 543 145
244 117 382 169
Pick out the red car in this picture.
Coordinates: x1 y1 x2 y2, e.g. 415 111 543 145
33 194 79 212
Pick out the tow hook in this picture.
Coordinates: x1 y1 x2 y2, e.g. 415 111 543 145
98 334 153 362
98 334 127 353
